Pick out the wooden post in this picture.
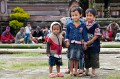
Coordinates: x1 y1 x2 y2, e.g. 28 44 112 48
102 5 104 18
0 0 7 14
104 0 110 18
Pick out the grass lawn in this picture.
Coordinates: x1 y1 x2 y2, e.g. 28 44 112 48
0 61 48 71
106 70 120 79
107 75 120 79
12 52 42 57
0 53 67 71
0 53 48 71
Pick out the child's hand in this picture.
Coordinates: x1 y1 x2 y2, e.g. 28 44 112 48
66 41 70 47
84 44 88 50
47 54 50 57
87 40 93 46
60 17 67 25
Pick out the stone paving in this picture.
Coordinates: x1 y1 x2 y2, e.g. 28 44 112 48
0 54 120 79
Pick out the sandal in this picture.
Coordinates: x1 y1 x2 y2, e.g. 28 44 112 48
65 69 70 74
56 73 64 77
49 73 56 78
73 72 79 76
77 69 84 74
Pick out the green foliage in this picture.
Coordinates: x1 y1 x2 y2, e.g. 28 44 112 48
13 7 25 13
10 13 30 21
11 61 48 70
10 7 30 21
101 44 120 48
9 7 30 29
13 53 42 57
0 44 44 49
89 0 95 8
9 20 23 29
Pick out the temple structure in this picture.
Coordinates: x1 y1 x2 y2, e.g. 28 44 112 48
0 0 120 28
95 0 120 18
0 0 68 22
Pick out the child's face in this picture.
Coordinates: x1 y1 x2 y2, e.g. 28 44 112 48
27 24 31 27
86 12 95 23
71 11 82 22
52 25 61 35
21 28 25 32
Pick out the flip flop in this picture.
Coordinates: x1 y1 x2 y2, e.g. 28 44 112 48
56 73 64 77
49 73 56 78
65 69 70 74
77 69 84 74
73 72 80 77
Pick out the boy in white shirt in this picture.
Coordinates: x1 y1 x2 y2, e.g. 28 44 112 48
24 22 32 44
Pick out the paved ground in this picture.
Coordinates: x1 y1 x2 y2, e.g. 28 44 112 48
0 54 120 79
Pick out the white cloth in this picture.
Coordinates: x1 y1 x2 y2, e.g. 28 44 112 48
25 26 31 33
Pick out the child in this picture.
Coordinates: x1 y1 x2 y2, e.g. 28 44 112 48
24 22 32 44
85 8 101 77
65 6 88 76
61 13 86 75
46 22 64 78
102 27 113 42
60 5 85 75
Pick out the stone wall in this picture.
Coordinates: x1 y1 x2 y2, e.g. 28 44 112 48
0 0 69 30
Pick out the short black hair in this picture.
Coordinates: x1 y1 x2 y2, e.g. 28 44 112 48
69 0 79 7
70 6 83 17
27 22 31 25
85 8 97 16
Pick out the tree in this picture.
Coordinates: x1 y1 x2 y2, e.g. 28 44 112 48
89 0 95 8
9 7 30 29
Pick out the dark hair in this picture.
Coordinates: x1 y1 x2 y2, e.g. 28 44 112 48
69 6 83 17
69 0 79 7
85 8 97 16
27 22 31 25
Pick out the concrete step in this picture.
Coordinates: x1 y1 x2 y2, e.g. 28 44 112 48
8 0 67 3
0 48 120 54
0 42 120 49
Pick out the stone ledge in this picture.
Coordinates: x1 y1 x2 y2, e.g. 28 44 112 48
0 48 120 54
